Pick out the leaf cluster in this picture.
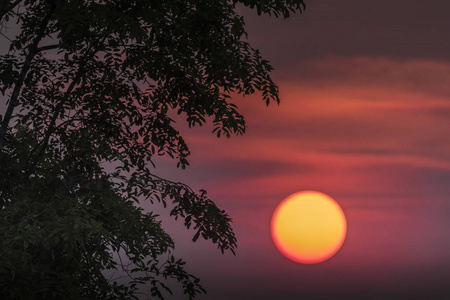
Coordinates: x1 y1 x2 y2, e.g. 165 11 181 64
0 126 208 299
0 0 305 298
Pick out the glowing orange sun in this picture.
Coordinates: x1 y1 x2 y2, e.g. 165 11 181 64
271 191 347 264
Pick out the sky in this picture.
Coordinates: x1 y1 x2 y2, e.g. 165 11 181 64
148 1 450 299
2 1 450 299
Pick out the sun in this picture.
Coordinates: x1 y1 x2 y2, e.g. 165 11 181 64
271 191 347 264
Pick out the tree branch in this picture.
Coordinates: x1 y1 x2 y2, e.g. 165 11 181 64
0 1 56 150
29 66 86 168
0 0 23 22
37 43 63 52
25 36 109 176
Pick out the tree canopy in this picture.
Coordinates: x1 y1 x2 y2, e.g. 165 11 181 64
0 0 305 299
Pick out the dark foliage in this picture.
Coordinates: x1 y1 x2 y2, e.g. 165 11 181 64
0 0 305 298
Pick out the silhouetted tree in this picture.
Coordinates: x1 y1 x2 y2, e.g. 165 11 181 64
0 0 305 299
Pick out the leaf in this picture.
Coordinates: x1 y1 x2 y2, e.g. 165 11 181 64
0 0 303 297
192 230 201 242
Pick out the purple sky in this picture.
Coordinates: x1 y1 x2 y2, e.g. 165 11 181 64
146 1 450 299
2 1 450 299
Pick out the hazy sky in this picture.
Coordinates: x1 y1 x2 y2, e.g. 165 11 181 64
148 1 450 299
2 1 449 299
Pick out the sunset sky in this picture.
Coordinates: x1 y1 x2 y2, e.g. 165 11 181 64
147 1 450 299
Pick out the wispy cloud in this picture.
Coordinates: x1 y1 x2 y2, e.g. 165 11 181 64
159 56 450 299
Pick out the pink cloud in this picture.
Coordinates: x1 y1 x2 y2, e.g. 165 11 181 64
152 56 450 299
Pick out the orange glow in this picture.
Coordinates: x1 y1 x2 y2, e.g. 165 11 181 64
271 191 347 264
